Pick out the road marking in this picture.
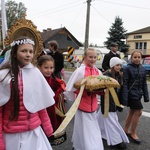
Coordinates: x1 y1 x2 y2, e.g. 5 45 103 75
142 111 150 118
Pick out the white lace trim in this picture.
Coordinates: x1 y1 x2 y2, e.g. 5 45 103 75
10 39 35 47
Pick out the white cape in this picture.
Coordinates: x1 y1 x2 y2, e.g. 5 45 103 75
0 63 55 113
64 64 102 101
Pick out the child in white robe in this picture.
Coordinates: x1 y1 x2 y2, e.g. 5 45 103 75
97 57 129 149
0 36 55 150
64 48 104 150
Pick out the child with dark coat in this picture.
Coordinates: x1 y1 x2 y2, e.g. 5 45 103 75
122 50 149 144
97 57 129 149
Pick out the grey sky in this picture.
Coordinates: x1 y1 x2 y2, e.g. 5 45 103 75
15 0 150 46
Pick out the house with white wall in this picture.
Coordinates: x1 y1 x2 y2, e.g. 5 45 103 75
126 26 150 55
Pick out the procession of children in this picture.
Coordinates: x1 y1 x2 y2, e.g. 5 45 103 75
0 37 149 150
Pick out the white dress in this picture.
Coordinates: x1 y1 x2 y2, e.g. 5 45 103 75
97 108 129 146
0 63 55 150
65 64 104 150
4 126 52 150
73 109 104 150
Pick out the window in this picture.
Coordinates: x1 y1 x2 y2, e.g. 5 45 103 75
135 42 147 50
134 35 142 39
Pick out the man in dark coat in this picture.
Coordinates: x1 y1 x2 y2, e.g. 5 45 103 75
102 42 120 71
47 40 64 79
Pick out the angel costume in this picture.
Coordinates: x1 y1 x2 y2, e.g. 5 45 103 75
0 63 55 150
64 64 104 150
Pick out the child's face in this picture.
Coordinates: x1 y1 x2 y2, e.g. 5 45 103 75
84 51 97 67
17 44 34 67
131 52 142 65
39 60 54 77
113 64 122 72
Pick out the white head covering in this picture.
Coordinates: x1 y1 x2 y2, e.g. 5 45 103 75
110 57 122 68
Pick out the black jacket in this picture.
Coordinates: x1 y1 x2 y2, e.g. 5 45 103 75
122 62 149 104
101 70 122 113
48 51 64 77
102 51 120 71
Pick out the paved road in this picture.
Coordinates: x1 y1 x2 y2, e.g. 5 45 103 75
52 71 150 150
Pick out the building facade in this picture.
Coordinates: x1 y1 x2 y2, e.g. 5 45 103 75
126 26 150 55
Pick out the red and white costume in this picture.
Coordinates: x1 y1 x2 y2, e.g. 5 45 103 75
64 64 104 150
0 63 55 150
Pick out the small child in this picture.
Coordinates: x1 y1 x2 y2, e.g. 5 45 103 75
0 36 55 150
97 57 129 149
64 48 104 150
122 50 149 144
37 55 67 145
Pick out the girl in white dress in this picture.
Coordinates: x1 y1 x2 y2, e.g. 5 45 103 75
65 48 104 150
97 57 129 149
0 36 55 150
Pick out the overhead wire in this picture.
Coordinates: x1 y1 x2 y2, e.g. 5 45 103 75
91 4 111 24
68 2 86 29
29 1 85 19
95 0 150 11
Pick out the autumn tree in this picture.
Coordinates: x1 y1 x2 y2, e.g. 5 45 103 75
5 1 27 29
0 1 27 30
104 16 129 53
0 1 26 48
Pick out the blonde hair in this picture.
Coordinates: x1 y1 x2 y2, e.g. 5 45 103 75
84 48 96 56
82 48 97 62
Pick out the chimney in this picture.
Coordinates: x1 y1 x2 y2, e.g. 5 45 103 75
47 28 52 31
43 29 47 32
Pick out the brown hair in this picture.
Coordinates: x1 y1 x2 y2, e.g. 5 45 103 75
0 36 34 120
103 68 123 85
37 55 54 66
37 55 55 78
131 50 142 59
47 40 59 51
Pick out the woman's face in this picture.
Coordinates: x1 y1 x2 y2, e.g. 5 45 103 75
39 60 54 77
131 52 142 65
84 51 97 67
17 44 34 67
113 64 122 72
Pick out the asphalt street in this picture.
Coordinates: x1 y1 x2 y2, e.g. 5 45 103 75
52 71 150 150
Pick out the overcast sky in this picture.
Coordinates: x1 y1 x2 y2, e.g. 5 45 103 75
14 0 150 46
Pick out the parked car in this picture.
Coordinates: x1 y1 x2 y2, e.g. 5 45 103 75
142 57 150 76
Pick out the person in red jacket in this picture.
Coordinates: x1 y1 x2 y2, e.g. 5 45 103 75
0 36 55 150
37 55 66 145
64 48 104 150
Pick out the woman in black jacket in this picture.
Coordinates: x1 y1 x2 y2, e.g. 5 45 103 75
122 50 149 144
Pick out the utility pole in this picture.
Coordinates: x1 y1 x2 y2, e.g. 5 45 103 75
84 0 92 50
